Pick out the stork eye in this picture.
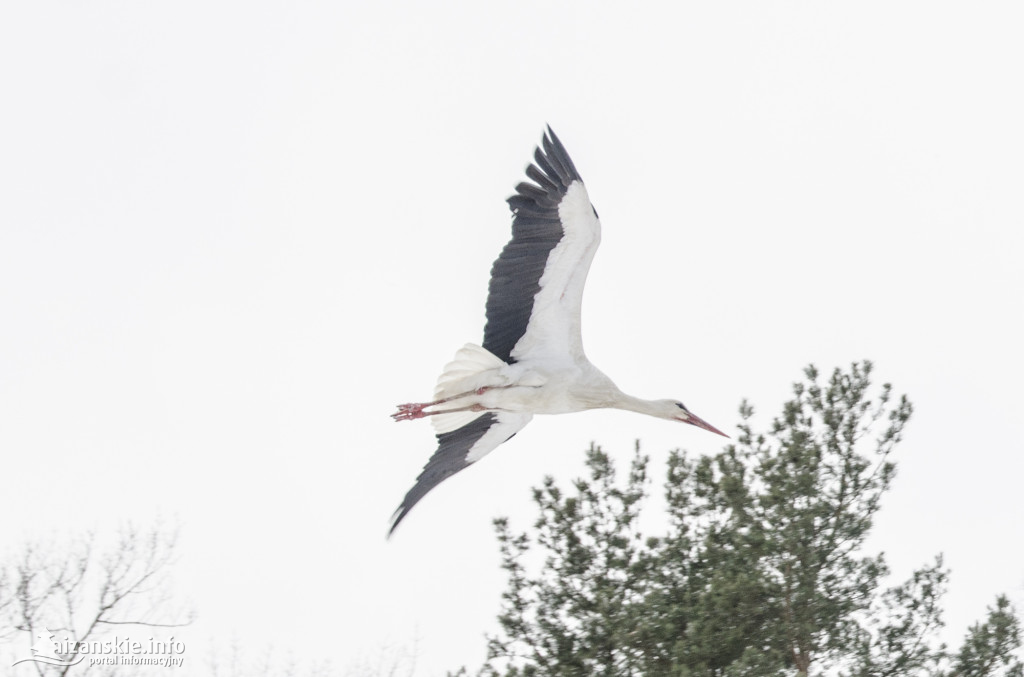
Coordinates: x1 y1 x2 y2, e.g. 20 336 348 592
675 402 687 410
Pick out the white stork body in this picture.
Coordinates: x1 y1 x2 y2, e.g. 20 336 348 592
390 127 725 535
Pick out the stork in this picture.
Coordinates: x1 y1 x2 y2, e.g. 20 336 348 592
390 127 726 535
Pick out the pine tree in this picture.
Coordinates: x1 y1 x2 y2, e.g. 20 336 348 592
941 596 1023 677
473 362 1022 677
484 446 652 676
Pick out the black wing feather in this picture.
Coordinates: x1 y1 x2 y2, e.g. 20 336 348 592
389 413 499 536
482 127 583 363
525 165 560 194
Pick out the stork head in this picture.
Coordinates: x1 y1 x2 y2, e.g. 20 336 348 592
660 400 729 438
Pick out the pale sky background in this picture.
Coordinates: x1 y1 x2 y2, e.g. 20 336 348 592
2 2 1023 675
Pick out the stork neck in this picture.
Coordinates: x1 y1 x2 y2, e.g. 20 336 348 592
612 392 663 417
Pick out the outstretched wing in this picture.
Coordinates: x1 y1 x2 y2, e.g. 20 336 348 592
483 126 602 366
389 411 532 536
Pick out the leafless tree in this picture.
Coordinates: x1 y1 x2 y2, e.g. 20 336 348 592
204 637 418 677
1 522 192 676
207 641 337 677
3 523 418 677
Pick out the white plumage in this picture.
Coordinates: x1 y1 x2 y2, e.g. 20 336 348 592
389 127 725 535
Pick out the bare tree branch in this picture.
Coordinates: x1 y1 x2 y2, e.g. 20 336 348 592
1 522 192 676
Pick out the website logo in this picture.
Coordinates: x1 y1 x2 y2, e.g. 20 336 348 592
11 631 185 669
11 627 84 668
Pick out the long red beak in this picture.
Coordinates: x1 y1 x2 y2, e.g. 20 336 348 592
681 412 730 438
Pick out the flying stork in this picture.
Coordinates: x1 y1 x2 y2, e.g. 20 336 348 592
390 127 726 535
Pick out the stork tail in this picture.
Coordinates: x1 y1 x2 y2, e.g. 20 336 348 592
430 344 506 433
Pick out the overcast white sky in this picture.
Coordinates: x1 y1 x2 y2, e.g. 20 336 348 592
2 2 1022 675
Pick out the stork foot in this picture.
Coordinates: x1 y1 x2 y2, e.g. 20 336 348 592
392 403 428 421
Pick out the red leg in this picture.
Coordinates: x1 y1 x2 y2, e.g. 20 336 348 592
391 403 486 422
391 385 515 422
